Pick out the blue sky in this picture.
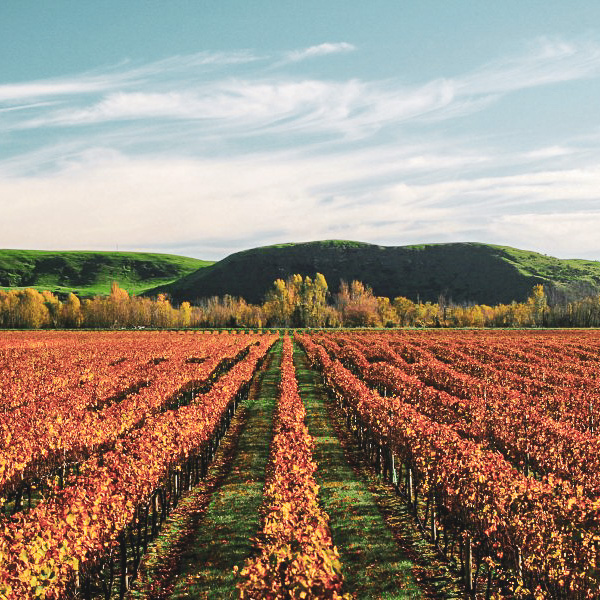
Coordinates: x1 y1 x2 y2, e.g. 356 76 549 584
2 1 600 260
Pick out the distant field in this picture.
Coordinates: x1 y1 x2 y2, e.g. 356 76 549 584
0 249 212 296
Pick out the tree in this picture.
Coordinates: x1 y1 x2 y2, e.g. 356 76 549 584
108 282 130 326
61 293 82 328
376 296 399 327
16 289 49 328
179 301 192 328
311 273 329 327
527 284 548 326
263 278 292 327
42 291 60 327
152 294 176 328
335 281 380 327
393 297 416 326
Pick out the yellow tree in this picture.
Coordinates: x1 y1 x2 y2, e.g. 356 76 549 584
152 294 175 328
311 273 329 327
0 290 18 327
393 296 416 326
527 284 548 326
413 301 438 327
239 302 264 328
450 305 468 327
470 305 485 328
295 275 313 326
61 293 83 328
264 278 293 326
376 296 399 327
179 301 192 328
129 296 153 327
108 281 130 326
263 273 330 327
41 291 60 327
16 289 49 328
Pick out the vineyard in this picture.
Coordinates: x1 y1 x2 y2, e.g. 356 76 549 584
0 330 599 599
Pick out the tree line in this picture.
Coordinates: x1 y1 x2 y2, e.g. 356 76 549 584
1 275 600 329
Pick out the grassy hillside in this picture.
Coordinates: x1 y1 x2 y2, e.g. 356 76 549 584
0 250 212 297
5 242 600 306
152 240 600 306
494 245 600 291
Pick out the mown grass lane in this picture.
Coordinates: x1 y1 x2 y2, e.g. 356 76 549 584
128 339 282 600
294 342 463 599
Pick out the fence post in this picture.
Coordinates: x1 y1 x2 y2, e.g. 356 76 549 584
119 531 129 599
430 491 437 543
464 534 473 593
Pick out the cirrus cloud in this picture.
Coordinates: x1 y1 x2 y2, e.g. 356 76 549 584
284 42 356 63
2 37 600 261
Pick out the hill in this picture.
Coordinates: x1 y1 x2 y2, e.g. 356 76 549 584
151 241 600 306
0 250 212 297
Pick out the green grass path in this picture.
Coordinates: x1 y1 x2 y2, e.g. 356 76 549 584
168 340 281 599
293 343 421 599
128 340 281 600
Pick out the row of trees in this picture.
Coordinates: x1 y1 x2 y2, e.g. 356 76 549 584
1 275 599 329
0 283 266 329
263 275 552 328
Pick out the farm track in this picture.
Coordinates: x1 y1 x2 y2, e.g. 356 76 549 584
127 340 282 600
294 343 463 599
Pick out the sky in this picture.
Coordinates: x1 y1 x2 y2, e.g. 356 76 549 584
2 1 600 261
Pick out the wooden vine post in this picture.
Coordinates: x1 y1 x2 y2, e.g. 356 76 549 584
464 533 473 593
430 491 437 543
407 465 414 508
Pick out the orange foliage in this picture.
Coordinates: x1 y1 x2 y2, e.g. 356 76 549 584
237 337 347 599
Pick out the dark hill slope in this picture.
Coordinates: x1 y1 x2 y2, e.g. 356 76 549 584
153 241 600 305
0 250 212 297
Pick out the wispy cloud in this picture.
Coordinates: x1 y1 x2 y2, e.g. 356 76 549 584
0 78 121 103
458 37 600 95
522 145 577 160
6 36 600 144
2 37 600 259
0 50 260 104
284 42 356 63
490 211 600 260
1 147 599 259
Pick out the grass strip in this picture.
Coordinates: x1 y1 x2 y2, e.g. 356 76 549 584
128 339 282 600
294 342 462 599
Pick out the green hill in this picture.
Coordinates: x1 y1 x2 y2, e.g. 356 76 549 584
0 250 212 297
150 241 600 306
4 242 600 306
